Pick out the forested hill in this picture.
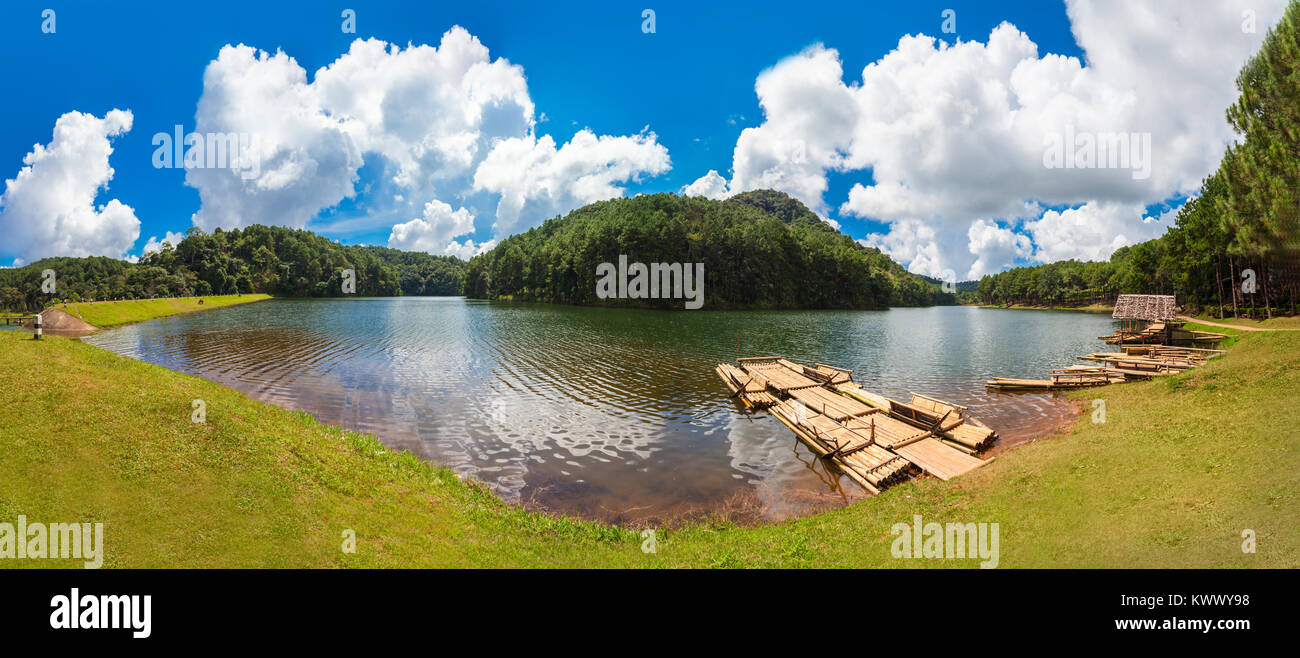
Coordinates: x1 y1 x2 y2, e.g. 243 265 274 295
0 225 464 311
974 3 1300 317
0 192 951 313
462 190 949 310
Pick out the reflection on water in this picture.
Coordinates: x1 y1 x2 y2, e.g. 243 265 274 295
84 299 1117 524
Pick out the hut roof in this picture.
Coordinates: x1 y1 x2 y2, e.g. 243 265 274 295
1112 294 1177 321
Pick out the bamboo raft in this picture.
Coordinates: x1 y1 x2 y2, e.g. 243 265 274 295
1121 345 1224 359
833 384 997 452
769 401 911 492
986 365 1123 391
987 344 1224 391
715 358 994 492
715 363 779 408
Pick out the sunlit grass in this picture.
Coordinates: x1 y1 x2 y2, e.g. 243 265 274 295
1189 313 1300 330
977 303 1114 313
0 328 1295 568
54 294 272 328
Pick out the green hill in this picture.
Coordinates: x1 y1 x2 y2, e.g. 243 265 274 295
0 226 466 311
463 190 945 309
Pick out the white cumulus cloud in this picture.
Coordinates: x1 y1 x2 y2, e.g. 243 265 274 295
1024 202 1169 264
857 220 951 279
387 199 476 254
693 0 1285 277
142 230 188 255
472 128 670 236
0 110 140 264
186 27 670 257
682 170 731 200
966 219 1033 279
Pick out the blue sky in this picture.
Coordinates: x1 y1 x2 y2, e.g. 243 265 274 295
0 0 1280 277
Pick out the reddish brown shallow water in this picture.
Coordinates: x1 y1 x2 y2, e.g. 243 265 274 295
84 299 1116 525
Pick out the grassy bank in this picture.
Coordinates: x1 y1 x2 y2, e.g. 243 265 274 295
0 329 1295 568
1188 314 1300 330
53 294 271 328
977 303 1114 313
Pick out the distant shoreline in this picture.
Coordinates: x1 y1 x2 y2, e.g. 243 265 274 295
974 303 1114 313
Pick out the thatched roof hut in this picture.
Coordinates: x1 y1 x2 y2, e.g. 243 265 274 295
1112 294 1177 321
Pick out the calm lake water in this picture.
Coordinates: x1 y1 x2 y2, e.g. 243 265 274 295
84 299 1119 524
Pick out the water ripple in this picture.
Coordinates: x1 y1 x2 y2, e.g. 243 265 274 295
84 299 1116 523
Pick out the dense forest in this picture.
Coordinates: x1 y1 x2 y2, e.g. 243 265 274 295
0 225 465 311
462 189 952 310
975 3 1300 318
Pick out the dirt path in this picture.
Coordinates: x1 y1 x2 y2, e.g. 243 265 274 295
1178 315 1299 332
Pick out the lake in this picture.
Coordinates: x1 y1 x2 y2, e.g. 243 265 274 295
83 299 1119 524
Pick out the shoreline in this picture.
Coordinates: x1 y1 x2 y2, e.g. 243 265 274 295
974 303 1115 313
51 294 273 330
0 325 1294 567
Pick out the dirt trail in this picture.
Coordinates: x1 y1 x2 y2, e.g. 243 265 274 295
1177 315 1299 332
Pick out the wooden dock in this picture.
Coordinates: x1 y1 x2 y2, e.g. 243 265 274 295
716 357 994 493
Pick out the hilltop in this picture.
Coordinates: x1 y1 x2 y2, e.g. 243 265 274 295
463 190 949 310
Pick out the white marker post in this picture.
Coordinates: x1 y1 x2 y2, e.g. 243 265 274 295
33 313 42 340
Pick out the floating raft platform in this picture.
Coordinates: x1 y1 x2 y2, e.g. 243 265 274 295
987 342 1224 392
715 363 778 408
833 383 997 452
715 357 995 492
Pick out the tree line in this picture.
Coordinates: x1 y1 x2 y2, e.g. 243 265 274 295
974 3 1300 318
0 225 465 311
462 189 952 310
0 190 952 314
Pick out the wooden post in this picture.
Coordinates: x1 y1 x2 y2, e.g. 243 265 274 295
33 313 42 340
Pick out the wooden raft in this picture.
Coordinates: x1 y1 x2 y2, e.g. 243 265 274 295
770 401 911 492
787 385 876 422
715 357 997 494
910 393 998 451
838 413 931 450
835 382 997 451
894 438 990 481
715 363 778 408
739 357 824 392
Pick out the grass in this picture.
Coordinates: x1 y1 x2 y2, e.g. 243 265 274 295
0 328 1296 568
52 294 272 328
977 303 1114 313
1182 322 1246 349
1188 313 1300 330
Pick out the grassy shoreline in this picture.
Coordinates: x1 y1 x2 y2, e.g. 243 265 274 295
0 328 1295 568
1187 314 1300 330
52 294 272 328
975 303 1114 313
